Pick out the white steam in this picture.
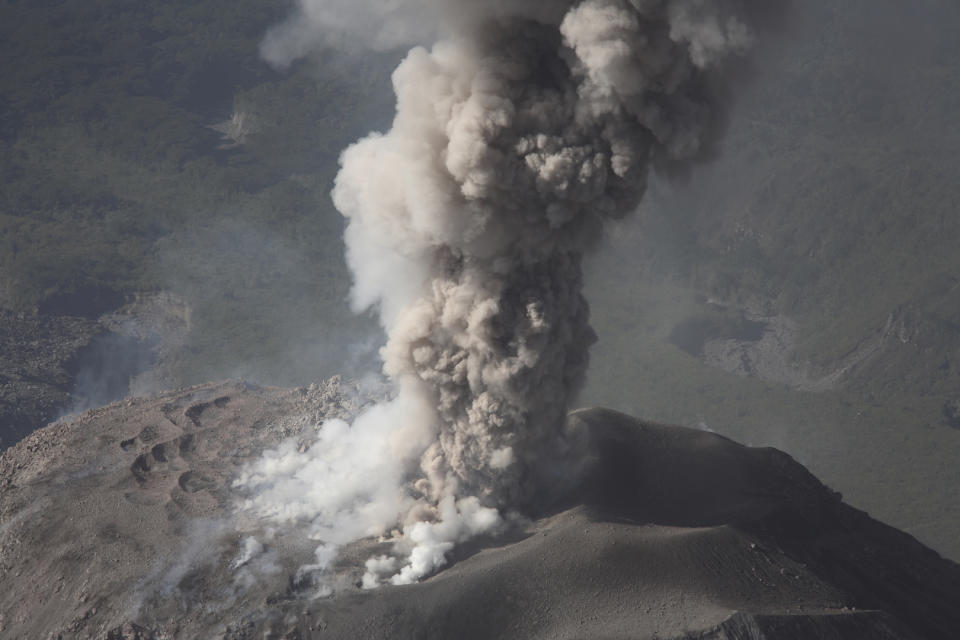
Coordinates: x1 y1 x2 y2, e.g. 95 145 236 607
241 0 777 588
235 392 432 545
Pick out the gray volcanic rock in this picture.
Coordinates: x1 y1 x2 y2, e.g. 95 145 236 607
1 383 958 639
0 378 375 639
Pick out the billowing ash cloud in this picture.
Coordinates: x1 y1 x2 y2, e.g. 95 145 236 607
242 0 782 588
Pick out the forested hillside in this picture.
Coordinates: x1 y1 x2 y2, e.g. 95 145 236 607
0 0 394 386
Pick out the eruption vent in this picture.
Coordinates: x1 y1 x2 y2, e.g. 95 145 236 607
240 0 782 587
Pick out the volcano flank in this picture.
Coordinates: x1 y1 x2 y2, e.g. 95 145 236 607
1 379 957 639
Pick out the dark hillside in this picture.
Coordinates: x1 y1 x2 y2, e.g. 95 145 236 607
582 0 960 560
0 0 396 394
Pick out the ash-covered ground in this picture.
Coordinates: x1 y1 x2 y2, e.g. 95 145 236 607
2 379 959 639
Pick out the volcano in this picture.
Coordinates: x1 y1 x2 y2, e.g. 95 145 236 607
1 379 958 639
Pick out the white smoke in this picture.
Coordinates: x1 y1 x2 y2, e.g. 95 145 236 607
242 0 779 588
260 0 571 64
234 389 434 545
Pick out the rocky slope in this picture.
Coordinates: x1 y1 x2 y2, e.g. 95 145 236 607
1 381 958 639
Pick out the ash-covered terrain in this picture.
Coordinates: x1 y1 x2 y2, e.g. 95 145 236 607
2 380 959 639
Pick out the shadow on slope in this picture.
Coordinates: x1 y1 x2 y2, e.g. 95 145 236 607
565 408 960 640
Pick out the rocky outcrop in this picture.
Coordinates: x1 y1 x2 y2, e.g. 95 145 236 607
692 610 914 640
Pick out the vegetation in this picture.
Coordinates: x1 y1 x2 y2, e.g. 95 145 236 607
0 0 395 383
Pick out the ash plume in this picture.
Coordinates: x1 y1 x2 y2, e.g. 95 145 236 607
241 0 783 587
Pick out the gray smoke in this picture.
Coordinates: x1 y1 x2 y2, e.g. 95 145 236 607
336 0 768 503
242 0 782 587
